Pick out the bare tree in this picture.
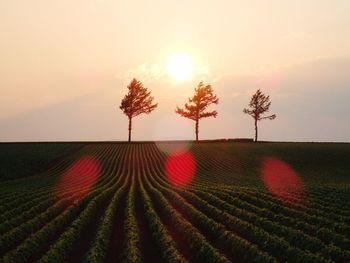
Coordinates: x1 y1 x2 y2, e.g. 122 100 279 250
120 78 158 142
243 89 276 142
176 81 219 141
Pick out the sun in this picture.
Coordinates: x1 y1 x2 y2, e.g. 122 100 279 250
166 52 193 81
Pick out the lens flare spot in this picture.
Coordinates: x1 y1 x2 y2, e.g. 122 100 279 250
157 141 193 156
261 157 304 203
55 156 101 202
165 151 195 187
153 115 193 155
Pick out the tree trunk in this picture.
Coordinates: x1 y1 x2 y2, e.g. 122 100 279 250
128 117 132 142
254 119 258 142
195 119 199 142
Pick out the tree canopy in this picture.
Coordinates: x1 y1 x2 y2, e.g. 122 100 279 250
243 89 276 141
176 81 219 141
120 78 157 141
120 78 157 119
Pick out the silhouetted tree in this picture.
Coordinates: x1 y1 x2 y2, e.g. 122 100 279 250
176 81 219 141
243 89 276 142
120 78 157 142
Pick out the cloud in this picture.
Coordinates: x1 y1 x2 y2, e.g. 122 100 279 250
115 63 165 83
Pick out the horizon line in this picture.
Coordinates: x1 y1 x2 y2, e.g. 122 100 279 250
0 139 349 144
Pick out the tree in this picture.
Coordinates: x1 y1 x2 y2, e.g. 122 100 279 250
119 78 158 142
176 81 219 141
243 89 276 142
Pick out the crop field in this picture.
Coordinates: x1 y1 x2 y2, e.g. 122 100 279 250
0 143 84 181
0 142 349 263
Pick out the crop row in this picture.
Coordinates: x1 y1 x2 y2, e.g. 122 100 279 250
207 189 350 251
151 173 323 263
0 145 126 261
1 142 349 263
140 149 274 263
37 183 120 262
143 143 349 262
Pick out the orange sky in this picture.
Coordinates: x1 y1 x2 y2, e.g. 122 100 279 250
1 1 350 141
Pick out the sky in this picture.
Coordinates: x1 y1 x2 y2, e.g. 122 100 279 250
1 0 350 142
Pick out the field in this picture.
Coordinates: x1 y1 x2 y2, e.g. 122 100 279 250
0 142 349 263
0 143 84 181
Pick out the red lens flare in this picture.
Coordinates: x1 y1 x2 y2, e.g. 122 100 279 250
261 157 304 203
55 156 101 202
165 151 195 188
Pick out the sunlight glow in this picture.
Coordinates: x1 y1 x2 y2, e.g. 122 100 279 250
166 52 193 81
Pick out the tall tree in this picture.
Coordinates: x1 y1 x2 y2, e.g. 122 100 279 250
176 81 219 141
243 89 276 142
119 78 158 142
